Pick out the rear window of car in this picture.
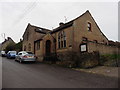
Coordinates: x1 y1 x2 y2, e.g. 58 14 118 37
27 52 33 54
1 51 5 54
10 51 16 54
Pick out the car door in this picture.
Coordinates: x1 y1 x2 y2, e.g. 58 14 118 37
7 52 10 58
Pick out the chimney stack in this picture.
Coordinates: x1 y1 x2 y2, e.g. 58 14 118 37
59 22 64 26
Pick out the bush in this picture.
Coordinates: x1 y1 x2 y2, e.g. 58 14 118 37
65 51 99 68
99 54 120 67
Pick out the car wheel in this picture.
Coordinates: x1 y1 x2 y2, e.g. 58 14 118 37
19 58 22 63
15 59 17 61
20 60 22 63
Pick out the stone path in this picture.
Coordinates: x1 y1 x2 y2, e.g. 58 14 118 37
73 66 119 78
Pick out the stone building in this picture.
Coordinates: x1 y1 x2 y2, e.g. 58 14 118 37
22 10 119 62
0 37 15 51
22 23 51 53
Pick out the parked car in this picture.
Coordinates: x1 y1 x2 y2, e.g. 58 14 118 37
15 51 36 63
1 51 6 57
6 51 17 59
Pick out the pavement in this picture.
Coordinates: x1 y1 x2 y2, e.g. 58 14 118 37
2 57 118 88
73 66 119 78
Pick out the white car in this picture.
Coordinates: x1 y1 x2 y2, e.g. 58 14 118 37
1 51 6 57
15 51 36 63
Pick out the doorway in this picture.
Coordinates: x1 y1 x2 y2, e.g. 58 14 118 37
45 40 51 56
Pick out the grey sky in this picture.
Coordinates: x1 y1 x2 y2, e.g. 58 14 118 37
0 0 119 43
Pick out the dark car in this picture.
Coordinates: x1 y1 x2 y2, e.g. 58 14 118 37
6 51 17 59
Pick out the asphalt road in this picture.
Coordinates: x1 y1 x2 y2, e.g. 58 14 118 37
2 57 118 88
0 57 2 89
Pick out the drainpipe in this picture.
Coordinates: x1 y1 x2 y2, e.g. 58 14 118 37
34 41 35 54
54 34 57 61
72 22 75 61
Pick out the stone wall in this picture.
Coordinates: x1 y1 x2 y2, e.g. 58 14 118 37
56 51 99 68
87 41 119 55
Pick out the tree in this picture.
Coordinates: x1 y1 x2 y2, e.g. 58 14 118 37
4 41 22 53
4 43 15 53
14 41 22 52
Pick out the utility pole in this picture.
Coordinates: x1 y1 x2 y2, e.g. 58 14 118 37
1 33 6 41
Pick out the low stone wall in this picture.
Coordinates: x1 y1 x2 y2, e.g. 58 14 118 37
56 51 99 68
36 41 119 68
87 42 119 55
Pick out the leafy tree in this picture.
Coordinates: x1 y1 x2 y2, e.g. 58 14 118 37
14 41 22 52
4 43 16 53
4 41 22 53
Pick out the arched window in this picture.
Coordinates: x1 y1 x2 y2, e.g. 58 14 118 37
28 43 31 51
58 31 66 49
63 31 66 47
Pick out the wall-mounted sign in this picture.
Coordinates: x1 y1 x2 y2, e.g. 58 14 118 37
80 43 87 52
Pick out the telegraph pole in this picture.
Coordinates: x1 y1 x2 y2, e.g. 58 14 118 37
1 33 6 41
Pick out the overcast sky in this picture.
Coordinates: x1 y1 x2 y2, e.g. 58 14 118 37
0 0 119 43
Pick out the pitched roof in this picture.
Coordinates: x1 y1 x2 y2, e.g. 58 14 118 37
51 21 73 33
23 23 51 37
51 10 108 40
35 27 51 34
1 37 15 45
51 10 88 34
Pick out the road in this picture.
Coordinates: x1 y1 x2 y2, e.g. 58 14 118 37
2 57 118 88
0 57 2 89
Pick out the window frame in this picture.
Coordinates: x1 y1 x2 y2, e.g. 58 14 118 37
87 22 92 31
36 41 40 50
58 31 67 49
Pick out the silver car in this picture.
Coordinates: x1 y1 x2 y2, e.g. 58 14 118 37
15 51 36 63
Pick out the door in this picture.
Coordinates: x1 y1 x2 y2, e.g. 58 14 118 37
45 40 51 56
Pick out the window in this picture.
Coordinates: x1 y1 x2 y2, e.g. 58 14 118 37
36 41 40 50
28 43 31 51
63 31 66 47
27 52 33 54
87 22 91 31
58 31 66 49
58 36 60 49
18 53 22 55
